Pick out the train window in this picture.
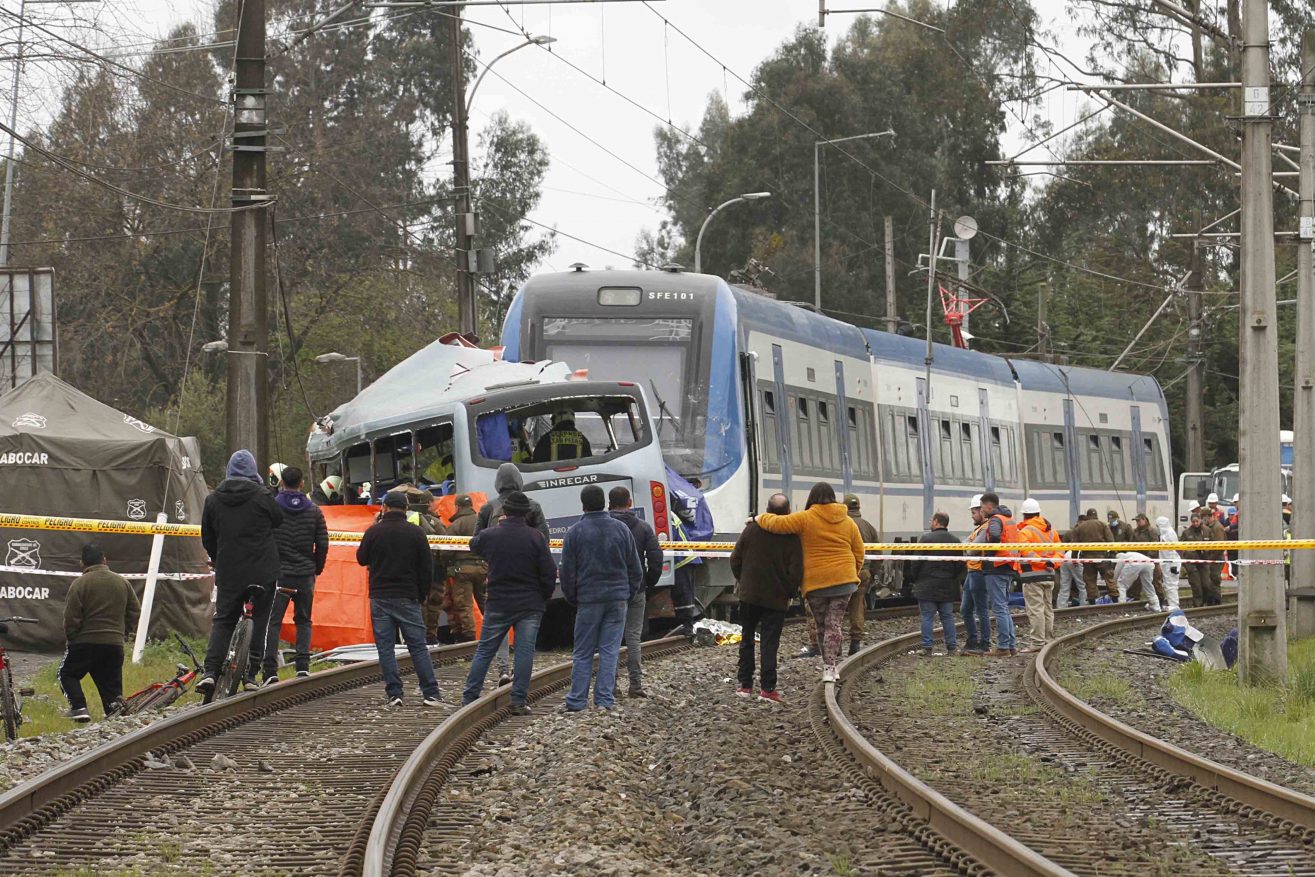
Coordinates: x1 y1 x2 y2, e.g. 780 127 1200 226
818 400 830 424
1099 412 1109 424
950 395 959 408
991 426 1001 445
961 423 972 443
940 420 952 440
1053 432 1065 449
848 406 857 428
597 287 642 306
1111 436 1122 450
806 367 816 383
907 416 919 437
1088 435 1100 450
763 390 775 415
798 398 809 420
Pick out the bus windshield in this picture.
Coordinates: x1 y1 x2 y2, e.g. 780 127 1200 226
468 393 652 471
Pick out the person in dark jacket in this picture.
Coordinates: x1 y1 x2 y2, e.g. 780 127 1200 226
1069 509 1115 603
260 466 329 683
356 491 441 706
476 462 550 538
609 486 664 699
197 449 284 695
434 494 483 644
461 491 557 713
60 543 140 721
561 485 643 711
907 512 965 655
730 493 802 703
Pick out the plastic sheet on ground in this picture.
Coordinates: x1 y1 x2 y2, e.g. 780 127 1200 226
692 618 741 646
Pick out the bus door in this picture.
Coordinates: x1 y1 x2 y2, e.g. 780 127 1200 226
1178 471 1210 525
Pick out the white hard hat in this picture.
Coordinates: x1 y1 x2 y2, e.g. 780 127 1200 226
268 462 287 488
1230 494 1239 504
1020 498 1041 515
1206 493 1219 504
321 474 342 501
1282 494 1292 504
970 494 983 510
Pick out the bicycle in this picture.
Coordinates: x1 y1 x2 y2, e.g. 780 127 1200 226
0 616 38 741
207 584 265 704
111 634 202 716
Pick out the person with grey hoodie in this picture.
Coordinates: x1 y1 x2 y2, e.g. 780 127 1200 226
197 449 284 695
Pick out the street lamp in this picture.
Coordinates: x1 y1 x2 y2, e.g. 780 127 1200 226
314 351 363 395
693 192 772 274
814 130 895 312
467 35 556 113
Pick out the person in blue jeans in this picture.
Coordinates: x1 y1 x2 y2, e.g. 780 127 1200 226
462 491 557 714
959 495 991 655
905 512 964 655
357 491 442 706
978 492 1018 657
560 484 644 711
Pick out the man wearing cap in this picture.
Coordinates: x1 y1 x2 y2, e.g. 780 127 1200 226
844 495 879 656
1180 511 1224 605
436 494 484 644
1128 512 1165 606
959 495 991 655
356 491 442 706
1068 508 1116 603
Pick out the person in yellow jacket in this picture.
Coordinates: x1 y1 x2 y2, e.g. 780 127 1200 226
1016 498 1060 649
756 482 865 682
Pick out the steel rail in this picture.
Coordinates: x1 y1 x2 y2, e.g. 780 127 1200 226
359 633 692 877
0 640 478 843
1034 605 1315 829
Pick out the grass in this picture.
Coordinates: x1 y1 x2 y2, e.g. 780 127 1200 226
958 752 1107 808
18 635 331 738
1166 636 1315 767
1056 669 1143 709
900 657 976 716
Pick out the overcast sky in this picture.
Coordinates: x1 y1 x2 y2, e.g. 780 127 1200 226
20 0 1096 271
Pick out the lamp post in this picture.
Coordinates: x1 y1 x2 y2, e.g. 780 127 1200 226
314 351 363 395
693 192 771 274
467 34 556 113
814 130 895 312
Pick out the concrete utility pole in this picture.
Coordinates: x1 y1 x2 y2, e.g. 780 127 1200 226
1185 245 1206 472
884 215 897 333
1290 30 1315 636
225 0 269 470
0 0 26 268
1237 0 1286 684
450 6 476 337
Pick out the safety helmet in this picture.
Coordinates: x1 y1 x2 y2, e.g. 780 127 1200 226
1230 494 1239 504
1206 492 1219 504
969 494 983 510
267 462 287 488
1283 494 1293 505
1020 498 1041 515
320 474 342 501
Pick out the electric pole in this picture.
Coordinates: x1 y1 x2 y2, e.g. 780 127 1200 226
1185 241 1206 473
1290 30 1315 636
225 0 269 470
1037 282 1049 361
884 215 897 333
0 0 25 268
450 6 476 337
1237 0 1286 684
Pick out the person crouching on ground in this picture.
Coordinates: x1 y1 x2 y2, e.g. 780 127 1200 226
462 491 557 715
560 484 643 712
730 492 803 703
906 512 963 656
356 491 442 707
61 543 140 722
756 482 865 682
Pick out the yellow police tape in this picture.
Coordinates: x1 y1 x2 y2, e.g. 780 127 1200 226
0 511 1302 556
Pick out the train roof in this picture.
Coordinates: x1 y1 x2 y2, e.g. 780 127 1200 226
306 338 573 458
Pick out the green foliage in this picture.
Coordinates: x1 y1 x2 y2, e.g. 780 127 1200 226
1167 637 1315 767
900 655 976 715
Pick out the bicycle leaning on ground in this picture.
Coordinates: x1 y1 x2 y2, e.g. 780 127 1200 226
110 634 202 716
204 584 266 704
0 616 38 741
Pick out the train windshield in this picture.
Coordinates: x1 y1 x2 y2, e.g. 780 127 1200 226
540 316 709 472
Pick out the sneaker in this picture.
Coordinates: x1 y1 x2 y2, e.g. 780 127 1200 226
68 707 91 723
194 675 216 696
757 690 784 704
628 686 648 699
848 638 862 656
242 679 260 692
984 648 1019 658
262 675 279 687
387 696 403 707
295 670 310 678
822 666 838 683
422 695 442 707
509 703 532 716
735 687 753 698
797 645 819 659
562 704 586 713
919 647 934 657
497 673 512 687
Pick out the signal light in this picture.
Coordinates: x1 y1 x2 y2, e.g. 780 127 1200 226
650 480 669 537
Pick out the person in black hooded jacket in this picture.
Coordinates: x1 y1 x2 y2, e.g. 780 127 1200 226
475 462 550 538
260 466 328 682
197 449 284 695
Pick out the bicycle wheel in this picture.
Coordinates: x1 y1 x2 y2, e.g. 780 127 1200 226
216 618 253 700
134 685 176 714
0 667 18 741
116 687 162 717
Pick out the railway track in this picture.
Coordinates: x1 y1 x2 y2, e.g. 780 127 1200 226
829 600 1315 877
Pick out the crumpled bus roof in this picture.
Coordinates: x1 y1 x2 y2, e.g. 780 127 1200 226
307 338 573 458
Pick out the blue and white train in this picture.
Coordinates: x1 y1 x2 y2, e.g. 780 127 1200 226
501 266 1174 544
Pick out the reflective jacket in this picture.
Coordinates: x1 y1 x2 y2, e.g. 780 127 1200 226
1017 514 1061 580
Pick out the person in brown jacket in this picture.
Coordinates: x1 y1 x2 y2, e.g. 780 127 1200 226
731 493 802 703
1180 511 1227 605
60 544 140 722
1068 508 1115 603
844 495 879 656
1127 512 1167 605
439 494 483 643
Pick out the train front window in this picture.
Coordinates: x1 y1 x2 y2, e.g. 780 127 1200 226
470 395 651 470
541 316 704 469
